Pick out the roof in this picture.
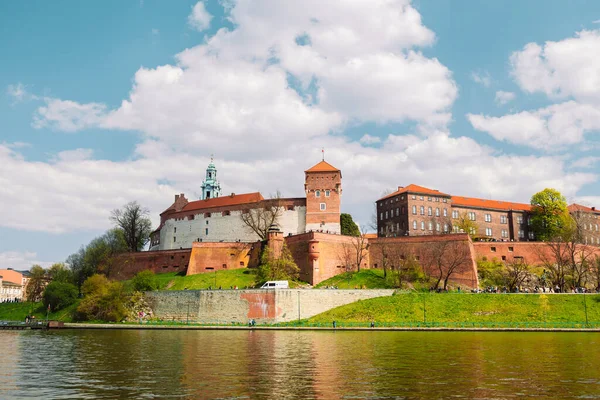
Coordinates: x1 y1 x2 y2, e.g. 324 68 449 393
181 192 265 212
451 196 531 212
568 203 600 214
378 184 450 201
305 160 340 173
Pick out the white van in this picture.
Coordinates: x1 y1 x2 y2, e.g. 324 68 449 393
260 281 289 289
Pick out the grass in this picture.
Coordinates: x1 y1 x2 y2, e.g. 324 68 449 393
0 301 77 323
154 269 259 290
306 293 600 326
315 269 395 289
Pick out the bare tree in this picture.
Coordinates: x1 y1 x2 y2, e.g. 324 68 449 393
110 201 152 252
240 192 284 240
591 256 600 292
500 259 531 292
338 226 370 273
421 240 472 290
386 243 421 288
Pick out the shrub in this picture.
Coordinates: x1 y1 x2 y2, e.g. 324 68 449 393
131 270 159 292
75 275 130 322
42 282 78 311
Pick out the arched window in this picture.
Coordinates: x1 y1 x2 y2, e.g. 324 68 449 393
413 220 417 230
428 207 432 216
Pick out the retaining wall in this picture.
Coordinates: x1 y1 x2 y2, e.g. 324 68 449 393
145 289 394 324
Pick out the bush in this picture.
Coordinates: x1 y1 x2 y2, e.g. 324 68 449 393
42 282 78 311
131 270 159 292
75 275 130 322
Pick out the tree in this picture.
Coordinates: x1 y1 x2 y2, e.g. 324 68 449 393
42 281 78 311
240 193 284 240
453 211 479 238
26 265 47 302
592 256 600 292
47 263 73 284
340 213 360 237
499 259 531 292
111 201 153 252
421 240 472 290
131 270 159 292
338 226 370 273
384 243 422 288
530 188 569 241
76 274 129 322
257 243 299 282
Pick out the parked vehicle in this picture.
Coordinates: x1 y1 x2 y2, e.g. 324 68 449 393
260 281 289 289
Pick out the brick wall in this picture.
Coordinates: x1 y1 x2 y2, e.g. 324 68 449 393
186 242 260 275
473 242 600 265
111 249 191 280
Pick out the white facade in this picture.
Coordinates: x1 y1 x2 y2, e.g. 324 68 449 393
0 277 23 302
155 206 307 250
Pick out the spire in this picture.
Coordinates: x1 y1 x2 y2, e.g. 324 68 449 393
200 156 222 200
322 147 324 161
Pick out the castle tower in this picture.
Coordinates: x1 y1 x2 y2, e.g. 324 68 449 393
200 157 222 200
304 160 341 233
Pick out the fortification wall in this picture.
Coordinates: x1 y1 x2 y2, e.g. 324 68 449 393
473 242 600 264
145 289 394 323
186 242 261 275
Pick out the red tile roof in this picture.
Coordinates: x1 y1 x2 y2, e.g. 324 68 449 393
305 160 340 173
180 192 264 212
568 203 600 214
378 184 450 201
451 196 531 212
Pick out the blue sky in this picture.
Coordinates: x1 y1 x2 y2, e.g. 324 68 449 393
1 0 599 269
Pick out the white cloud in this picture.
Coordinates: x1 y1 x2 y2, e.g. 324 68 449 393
570 156 600 169
510 30 600 102
495 91 516 105
359 134 381 145
7 83 38 103
471 71 492 87
0 251 54 270
467 101 600 149
33 98 107 132
188 1 212 32
594 20 600 24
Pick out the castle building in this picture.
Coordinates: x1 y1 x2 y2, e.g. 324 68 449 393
149 159 342 251
376 184 600 246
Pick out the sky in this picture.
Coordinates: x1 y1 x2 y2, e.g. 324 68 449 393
1 0 600 270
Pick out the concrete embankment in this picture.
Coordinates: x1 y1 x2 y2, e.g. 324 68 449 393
145 289 395 324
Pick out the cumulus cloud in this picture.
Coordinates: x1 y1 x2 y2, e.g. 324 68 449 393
33 99 107 132
188 1 212 31
7 83 38 103
0 251 54 270
495 91 516 105
467 101 600 149
359 134 381 145
570 156 600 169
510 30 600 102
471 71 492 87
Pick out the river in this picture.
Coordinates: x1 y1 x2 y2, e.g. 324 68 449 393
0 329 599 399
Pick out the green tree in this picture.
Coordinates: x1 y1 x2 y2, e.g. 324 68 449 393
340 213 360 236
530 188 569 241
257 244 300 282
25 265 47 302
42 281 78 311
454 212 479 238
47 263 73 284
111 201 153 252
76 274 130 322
131 270 159 292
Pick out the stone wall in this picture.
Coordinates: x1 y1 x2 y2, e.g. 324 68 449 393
145 289 394 323
111 249 191 280
186 242 262 275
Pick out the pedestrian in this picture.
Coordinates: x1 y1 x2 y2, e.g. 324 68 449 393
333 320 336 329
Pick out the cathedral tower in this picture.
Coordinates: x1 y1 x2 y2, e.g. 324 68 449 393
304 160 341 233
201 157 222 200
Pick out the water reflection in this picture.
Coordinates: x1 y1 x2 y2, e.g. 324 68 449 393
0 329 599 399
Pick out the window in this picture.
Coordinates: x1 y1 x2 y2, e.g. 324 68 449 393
223 210 230 216
469 227 476 235
452 210 459 219
517 216 523 224
500 215 507 224
412 205 417 215
428 222 433 230
508 246 514 252
420 206 425 215
501 229 508 238
325 190 330 197
443 208 447 217
204 212 211 218
205 228 209 235
419 196 424 201
527 217 532 226
412 195 416 200
421 221 425 230
435 208 440 217
427 197 432 201
173 236 176 242
528 231 534 239
491 246 496 252
468 212 476 221
174 227 176 233
443 198 447 203
518 229 524 238
320 203 326 211
485 227 492 236
385 211 388 219
436 223 440 231
443 224 448 232
428 207 432 216
315 190 321 197
485 214 492 222
413 220 417 230
396 208 399 216
380 212 383 220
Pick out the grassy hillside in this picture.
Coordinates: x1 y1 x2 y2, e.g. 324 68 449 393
154 269 258 290
315 269 399 289
305 293 600 328
0 301 77 322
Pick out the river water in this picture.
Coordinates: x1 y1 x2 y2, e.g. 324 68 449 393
0 329 599 399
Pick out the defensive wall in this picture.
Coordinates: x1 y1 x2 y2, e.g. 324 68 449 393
186 242 262 275
473 241 600 264
111 249 191 280
145 289 395 324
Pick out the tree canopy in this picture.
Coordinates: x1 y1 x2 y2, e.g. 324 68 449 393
340 213 360 236
530 188 569 241
110 201 153 252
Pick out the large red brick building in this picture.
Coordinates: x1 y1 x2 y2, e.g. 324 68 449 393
376 184 600 246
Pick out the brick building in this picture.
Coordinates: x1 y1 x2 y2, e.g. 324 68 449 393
376 184 598 246
150 159 342 250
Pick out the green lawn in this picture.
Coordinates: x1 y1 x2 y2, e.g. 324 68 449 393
0 301 77 322
154 269 258 290
315 269 395 289
307 293 600 326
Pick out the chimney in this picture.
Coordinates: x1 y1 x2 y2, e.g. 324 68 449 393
230 193 235 197
397 186 403 191
175 194 179 201
593 207 596 211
